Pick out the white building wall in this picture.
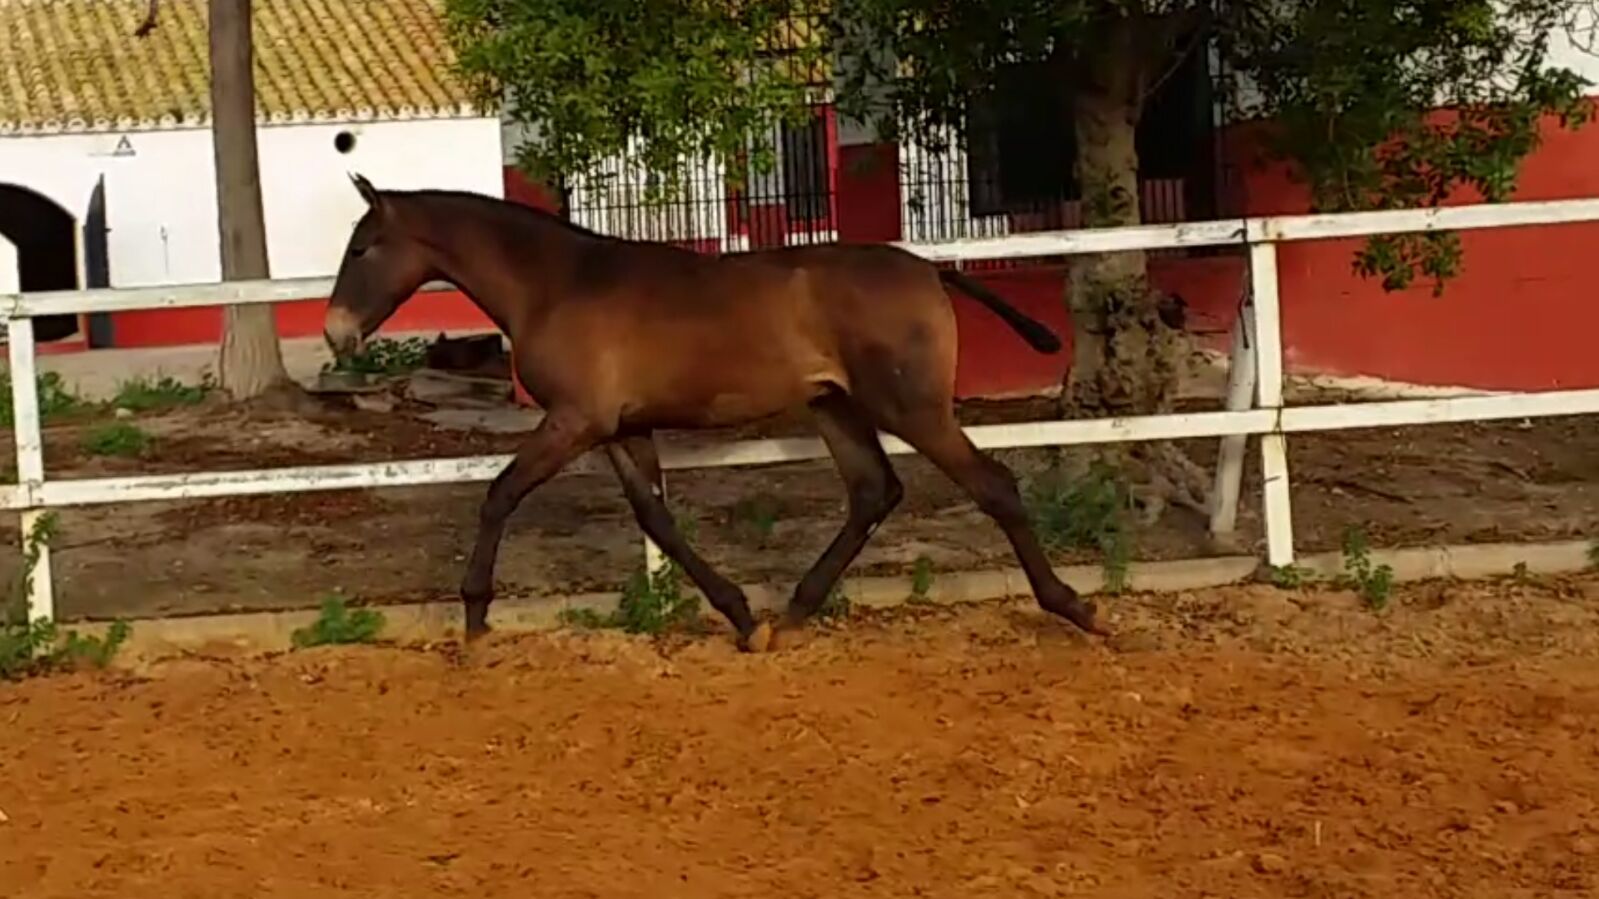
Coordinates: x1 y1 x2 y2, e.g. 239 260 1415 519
0 116 503 288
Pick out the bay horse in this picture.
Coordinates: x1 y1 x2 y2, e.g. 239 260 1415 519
324 174 1105 651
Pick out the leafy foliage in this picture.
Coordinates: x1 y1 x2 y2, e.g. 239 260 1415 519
112 374 213 412
442 0 825 192
0 371 85 427
81 422 151 458
1224 0 1595 293
291 596 387 648
2 513 131 680
1268 563 1316 589
561 559 703 635
1023 461 1133 592
322 337 431 377
446 0 1599 296
1338 525 1396 610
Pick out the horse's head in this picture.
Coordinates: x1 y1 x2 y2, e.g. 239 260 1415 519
324 174 435 358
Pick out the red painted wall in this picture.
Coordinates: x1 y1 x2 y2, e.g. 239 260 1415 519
1224 111 1599 392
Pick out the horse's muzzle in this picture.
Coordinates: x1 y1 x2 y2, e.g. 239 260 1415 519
323 306 365 358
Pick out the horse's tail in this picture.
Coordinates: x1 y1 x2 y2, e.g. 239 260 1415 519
937 269 1062 355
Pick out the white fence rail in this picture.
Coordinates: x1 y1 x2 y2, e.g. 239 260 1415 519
8 198 1599 624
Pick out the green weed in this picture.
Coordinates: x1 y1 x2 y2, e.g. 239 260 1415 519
730 493 782 540
291 596 386 648
614 560 702 635
557 606 613 630
111 374 212 412
81 421 151 457
1268 563 1315 590
909 554 935 602
1339 525 1394 611
322 337 430 376
2 513 131 680
818 585 852 621
0 371 85 426
1024 461 1133 592
561 559 702 636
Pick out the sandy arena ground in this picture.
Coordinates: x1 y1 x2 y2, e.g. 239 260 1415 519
6 575 1599 898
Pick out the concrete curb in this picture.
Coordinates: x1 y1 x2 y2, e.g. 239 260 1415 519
65 538 1596 664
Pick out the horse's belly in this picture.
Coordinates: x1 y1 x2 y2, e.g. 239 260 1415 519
623 363 837 430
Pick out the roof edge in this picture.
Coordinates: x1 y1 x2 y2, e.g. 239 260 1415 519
0 102 489 137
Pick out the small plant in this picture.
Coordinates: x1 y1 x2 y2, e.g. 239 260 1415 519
1 619 132 680
291 595 386 648
322 337 430 376
557 606 613 629
1339 525 1394 611
1024 461 1133 592
730 493 781 540
111 374 211 412
562 559 703 635
818 585 852 621
909 554 935 602
0 371 85 426
81 421 151 457
1269 563 1315 590
2 513 131 680
614 560 702 635
1587 540 1599 571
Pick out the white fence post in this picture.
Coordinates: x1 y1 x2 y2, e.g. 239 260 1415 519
1 236 54 622
1208 293 1258 540
1247 240 1295 566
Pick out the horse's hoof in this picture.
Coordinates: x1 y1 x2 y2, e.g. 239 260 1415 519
1068 599 1110 637
738 621 774 654
1046 596 1108 637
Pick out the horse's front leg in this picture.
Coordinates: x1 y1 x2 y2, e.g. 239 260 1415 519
461 408 598 638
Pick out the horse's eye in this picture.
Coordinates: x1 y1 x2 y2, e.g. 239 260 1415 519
349 245 368 258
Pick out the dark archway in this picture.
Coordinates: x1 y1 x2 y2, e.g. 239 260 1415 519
0 184 82 342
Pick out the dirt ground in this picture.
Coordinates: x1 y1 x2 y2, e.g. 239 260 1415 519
4 385 1599 621
6 574 1599 898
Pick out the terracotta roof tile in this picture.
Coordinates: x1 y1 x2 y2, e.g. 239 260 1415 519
0 0 479 134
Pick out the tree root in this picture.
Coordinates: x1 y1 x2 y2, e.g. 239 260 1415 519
1126 443 1212 526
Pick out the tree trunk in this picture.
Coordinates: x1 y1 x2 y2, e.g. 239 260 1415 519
209 0 289 400
1064 44 1182 419
1059 25 1209 520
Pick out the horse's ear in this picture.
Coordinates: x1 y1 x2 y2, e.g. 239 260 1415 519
349 172 383 211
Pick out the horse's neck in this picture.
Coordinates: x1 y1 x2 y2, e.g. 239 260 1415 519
420 205 582 336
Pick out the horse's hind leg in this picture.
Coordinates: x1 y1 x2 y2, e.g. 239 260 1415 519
462 408 599 637
787 391 903 624
885 411 1104 636
606 435 769 652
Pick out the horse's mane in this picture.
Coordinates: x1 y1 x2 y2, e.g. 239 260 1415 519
391 187 613 242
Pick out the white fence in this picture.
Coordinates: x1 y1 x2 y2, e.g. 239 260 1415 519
8 198 1599 625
